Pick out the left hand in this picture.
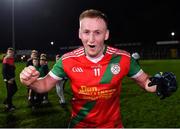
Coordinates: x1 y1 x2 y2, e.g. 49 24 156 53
148 72 178 99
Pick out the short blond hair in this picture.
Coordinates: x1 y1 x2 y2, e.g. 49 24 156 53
79 9 108 27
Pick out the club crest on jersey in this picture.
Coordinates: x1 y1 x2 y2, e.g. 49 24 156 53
110 64 120 75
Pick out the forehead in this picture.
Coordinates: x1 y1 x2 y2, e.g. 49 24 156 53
80 17 107 30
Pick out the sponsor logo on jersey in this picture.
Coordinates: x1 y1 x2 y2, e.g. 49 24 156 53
110 64 120 75
72 67 83 72
78 85 116 100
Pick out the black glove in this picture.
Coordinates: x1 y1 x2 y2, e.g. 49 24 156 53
148 72 177 99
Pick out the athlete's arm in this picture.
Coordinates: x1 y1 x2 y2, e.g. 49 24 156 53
131 70 156 92
128 57 156 92
20 66 59 93
31 74 58 93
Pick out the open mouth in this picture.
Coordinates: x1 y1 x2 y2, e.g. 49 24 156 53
88 44 96 48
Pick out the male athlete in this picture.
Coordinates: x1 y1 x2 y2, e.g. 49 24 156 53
20 9 177 127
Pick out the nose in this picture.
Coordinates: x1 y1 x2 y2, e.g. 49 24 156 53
88 33 95 43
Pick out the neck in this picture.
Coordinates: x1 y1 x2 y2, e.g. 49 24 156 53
86 45 105 59
86 46 105 63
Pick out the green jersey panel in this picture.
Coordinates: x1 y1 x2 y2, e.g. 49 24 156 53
127 57 141 77
51 57 67 78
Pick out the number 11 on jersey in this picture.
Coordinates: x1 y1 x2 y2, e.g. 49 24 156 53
94 68 100 77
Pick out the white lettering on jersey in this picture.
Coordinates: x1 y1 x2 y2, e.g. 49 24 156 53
72 67 83 72
94 68 100 76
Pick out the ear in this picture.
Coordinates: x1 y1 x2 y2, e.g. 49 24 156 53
105 29 109 40
78 28 81 39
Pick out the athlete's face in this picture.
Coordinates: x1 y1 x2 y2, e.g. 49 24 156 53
79 17 109 58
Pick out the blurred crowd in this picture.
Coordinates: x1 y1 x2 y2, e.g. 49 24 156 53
1 47 67 112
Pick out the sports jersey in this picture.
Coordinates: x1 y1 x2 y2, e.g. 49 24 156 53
49 46 141 128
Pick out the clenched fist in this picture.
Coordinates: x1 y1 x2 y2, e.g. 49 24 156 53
20 66 40 86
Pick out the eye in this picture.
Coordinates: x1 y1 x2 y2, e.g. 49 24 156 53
95 31 101 35
83 30 90 34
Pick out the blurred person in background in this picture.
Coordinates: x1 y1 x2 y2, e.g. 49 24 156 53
2 47 18 112
26 50 38 106
39 54 49 104
28 57 39 109
55 54 67 106
29 57 44 109
27 50 38 66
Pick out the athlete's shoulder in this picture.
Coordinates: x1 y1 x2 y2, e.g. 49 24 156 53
106 46 130 57
62 46 85 60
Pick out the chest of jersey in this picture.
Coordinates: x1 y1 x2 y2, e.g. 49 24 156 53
63 54 130 100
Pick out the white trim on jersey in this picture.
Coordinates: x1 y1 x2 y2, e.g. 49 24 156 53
131 69 144 79
62 47 85 60
107 46 131 57
86 54 104 63
49 71 63 80
62 53 84 60
74 47 84 54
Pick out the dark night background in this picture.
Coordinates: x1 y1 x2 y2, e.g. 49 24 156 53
0 0 179 51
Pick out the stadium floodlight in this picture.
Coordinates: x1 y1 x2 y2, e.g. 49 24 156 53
50 41 54 45
12 0 15 50
171 32 175 37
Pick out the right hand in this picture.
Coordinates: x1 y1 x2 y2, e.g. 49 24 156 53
20 66 40 86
